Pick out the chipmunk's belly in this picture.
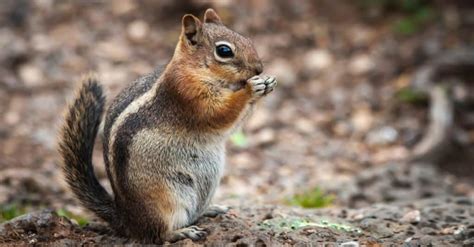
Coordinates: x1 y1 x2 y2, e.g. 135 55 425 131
128 128 225 229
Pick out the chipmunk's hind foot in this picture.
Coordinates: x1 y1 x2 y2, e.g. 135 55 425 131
165 225 207 242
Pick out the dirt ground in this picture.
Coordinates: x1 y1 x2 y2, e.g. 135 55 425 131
2 197 473 245
1 0 473 245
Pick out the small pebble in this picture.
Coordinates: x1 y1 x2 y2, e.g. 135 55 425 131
400 210 421 224
127 20 149 42
19 64 44 87
340 241 359 247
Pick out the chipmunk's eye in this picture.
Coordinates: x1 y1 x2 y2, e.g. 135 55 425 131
216 44 234 58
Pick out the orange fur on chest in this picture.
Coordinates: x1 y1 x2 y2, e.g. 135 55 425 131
171 70 251 131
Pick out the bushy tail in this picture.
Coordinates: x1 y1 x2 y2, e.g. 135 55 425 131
58 75 116 225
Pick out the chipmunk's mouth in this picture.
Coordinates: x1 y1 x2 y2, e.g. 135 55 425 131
227 80 247 92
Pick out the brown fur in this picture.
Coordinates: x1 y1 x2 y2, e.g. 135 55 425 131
58 75 118 226
59 9 271 243
160 17 262 131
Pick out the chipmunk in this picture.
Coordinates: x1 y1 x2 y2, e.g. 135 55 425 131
58 9 276 243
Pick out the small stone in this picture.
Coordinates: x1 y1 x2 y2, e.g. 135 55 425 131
340 241 359 247
454 227 466 240
303 228 317 234
252 129 276 146
351 212 365 221
351 107 374 134
400 210 420 224
294 118 315 134
19 64 44 87
127 20 149 42
366 126 398 146
303 49 333 71
441 226 461 235
349 54 374 75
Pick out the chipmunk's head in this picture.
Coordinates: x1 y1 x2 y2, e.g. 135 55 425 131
172 9 263 91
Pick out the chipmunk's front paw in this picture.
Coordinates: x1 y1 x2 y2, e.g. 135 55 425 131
247 75 277 99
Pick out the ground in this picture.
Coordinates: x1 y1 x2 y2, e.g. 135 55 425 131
0 0 473 246
2 197 473 245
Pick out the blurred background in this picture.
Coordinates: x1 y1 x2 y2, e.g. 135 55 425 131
0 0 473 223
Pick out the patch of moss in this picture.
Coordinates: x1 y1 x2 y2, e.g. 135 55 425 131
287 188 334 209
0 203 27 222
395 87 428 104
359 0 435 36
56 209 89 227
259 217 362 235
393 6 434 35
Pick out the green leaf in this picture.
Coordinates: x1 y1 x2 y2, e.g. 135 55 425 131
287 187 334 208
413 6 434 22
0 203 26 222
395 87 428 104
230 130 248 148
56 209 89 227
393 18 418 35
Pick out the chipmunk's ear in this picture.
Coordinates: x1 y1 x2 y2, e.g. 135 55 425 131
182 14 202 46
204 8 222 24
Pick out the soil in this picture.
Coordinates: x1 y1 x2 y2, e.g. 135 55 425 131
2 197 473 246
1 0 473 246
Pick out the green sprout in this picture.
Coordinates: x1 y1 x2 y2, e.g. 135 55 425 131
230 130 248 148
0 203 27 222
287 188 334 209
393 6 434 35
56 208 89 227
359 0 435 36
395 87 428 104
392 1 435 36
